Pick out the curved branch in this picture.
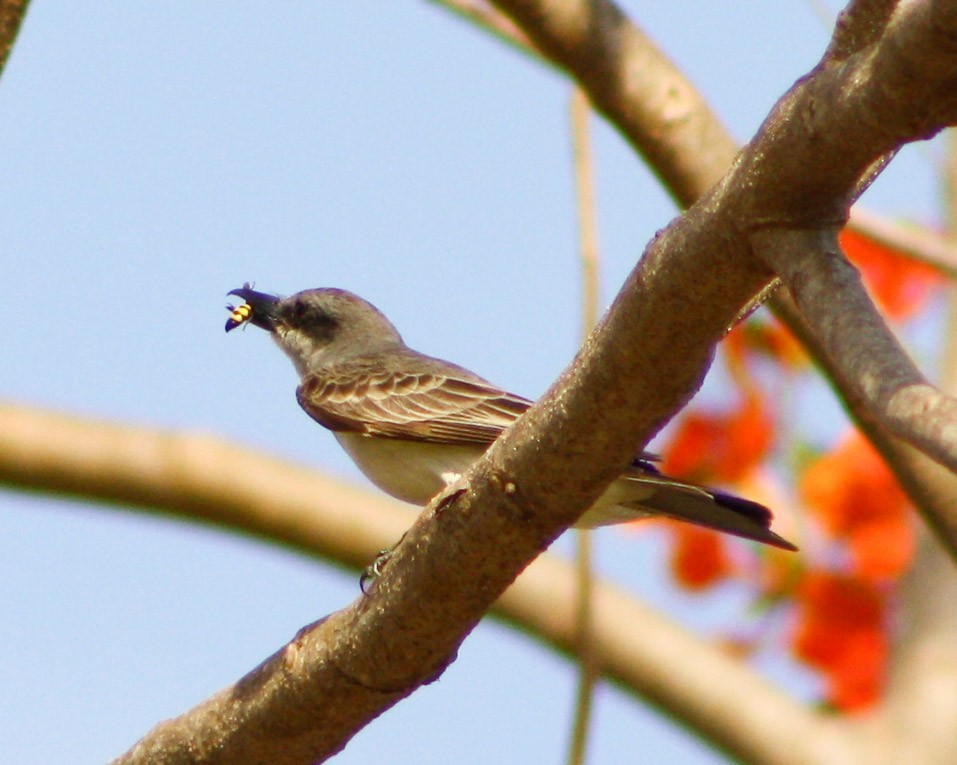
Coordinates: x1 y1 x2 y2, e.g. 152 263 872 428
772 290 957 562
744 1 957 465
758 229 957 490
0 402 841 765
772 289 957 759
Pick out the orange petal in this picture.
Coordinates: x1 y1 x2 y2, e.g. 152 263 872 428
849 517 915 581
791 572 887 711
663 395 775 484
840 228 941 321
669 525 734 591
800 430 910 544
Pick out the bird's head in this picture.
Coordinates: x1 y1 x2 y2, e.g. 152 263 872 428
226 285 403 375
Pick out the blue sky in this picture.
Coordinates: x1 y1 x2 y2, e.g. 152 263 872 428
0 3 944 763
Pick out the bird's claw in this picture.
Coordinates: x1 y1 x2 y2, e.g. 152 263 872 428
360 547 395 594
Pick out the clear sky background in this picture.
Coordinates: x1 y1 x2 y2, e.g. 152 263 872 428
0 3 945 763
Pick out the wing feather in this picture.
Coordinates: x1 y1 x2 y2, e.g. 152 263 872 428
296 369 531 446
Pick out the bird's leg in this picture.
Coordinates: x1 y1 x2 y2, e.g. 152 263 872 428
359 531 408 594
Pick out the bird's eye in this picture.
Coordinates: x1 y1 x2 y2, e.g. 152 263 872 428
290 301 317 325
287 300 337 331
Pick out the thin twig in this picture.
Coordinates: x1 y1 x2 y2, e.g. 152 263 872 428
428 0 544 59
566 86 600 765
849 206 957 279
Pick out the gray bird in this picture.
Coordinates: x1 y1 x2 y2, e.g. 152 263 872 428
226 285 796 550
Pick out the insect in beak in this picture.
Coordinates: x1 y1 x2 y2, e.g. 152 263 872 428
225 302 254 332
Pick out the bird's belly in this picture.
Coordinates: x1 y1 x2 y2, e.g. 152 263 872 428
334 432 483 506
575 477 658 527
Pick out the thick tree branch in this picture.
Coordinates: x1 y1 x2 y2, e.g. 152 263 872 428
772 289 957 562
736 4 957 486
735 1 957 228
483 0 957 490
0 402 839 765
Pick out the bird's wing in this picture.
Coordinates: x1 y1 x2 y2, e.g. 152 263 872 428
297 369 531 446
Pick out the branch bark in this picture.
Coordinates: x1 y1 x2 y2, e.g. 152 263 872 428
743 0 957 485
0 402 840 765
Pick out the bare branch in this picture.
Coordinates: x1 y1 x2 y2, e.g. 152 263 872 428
758 228 957 482
772 290 957 562
0 403 412 567
772 287 957 758
731 1 957 480
0 402 840 764
734 1 957 231
866 128 957 765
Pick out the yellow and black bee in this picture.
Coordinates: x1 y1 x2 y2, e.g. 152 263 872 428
225 301 254 332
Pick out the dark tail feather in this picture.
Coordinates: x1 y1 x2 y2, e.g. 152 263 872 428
632 483 797 551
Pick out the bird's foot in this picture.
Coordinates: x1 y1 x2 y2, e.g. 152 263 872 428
359 530 410 594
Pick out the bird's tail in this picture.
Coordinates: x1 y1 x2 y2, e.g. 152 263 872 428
579 470 797 551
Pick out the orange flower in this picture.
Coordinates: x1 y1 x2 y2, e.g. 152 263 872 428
792 572 886 711
663 393 774 484
840 228 941 321
800 431 914 580
668 525 734 591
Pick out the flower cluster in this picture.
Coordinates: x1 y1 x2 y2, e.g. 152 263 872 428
653 226 939 711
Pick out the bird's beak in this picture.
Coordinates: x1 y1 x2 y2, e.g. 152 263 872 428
225 285 282 332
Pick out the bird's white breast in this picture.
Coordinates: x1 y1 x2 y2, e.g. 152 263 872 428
335 433 664 528
334 432 484 506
